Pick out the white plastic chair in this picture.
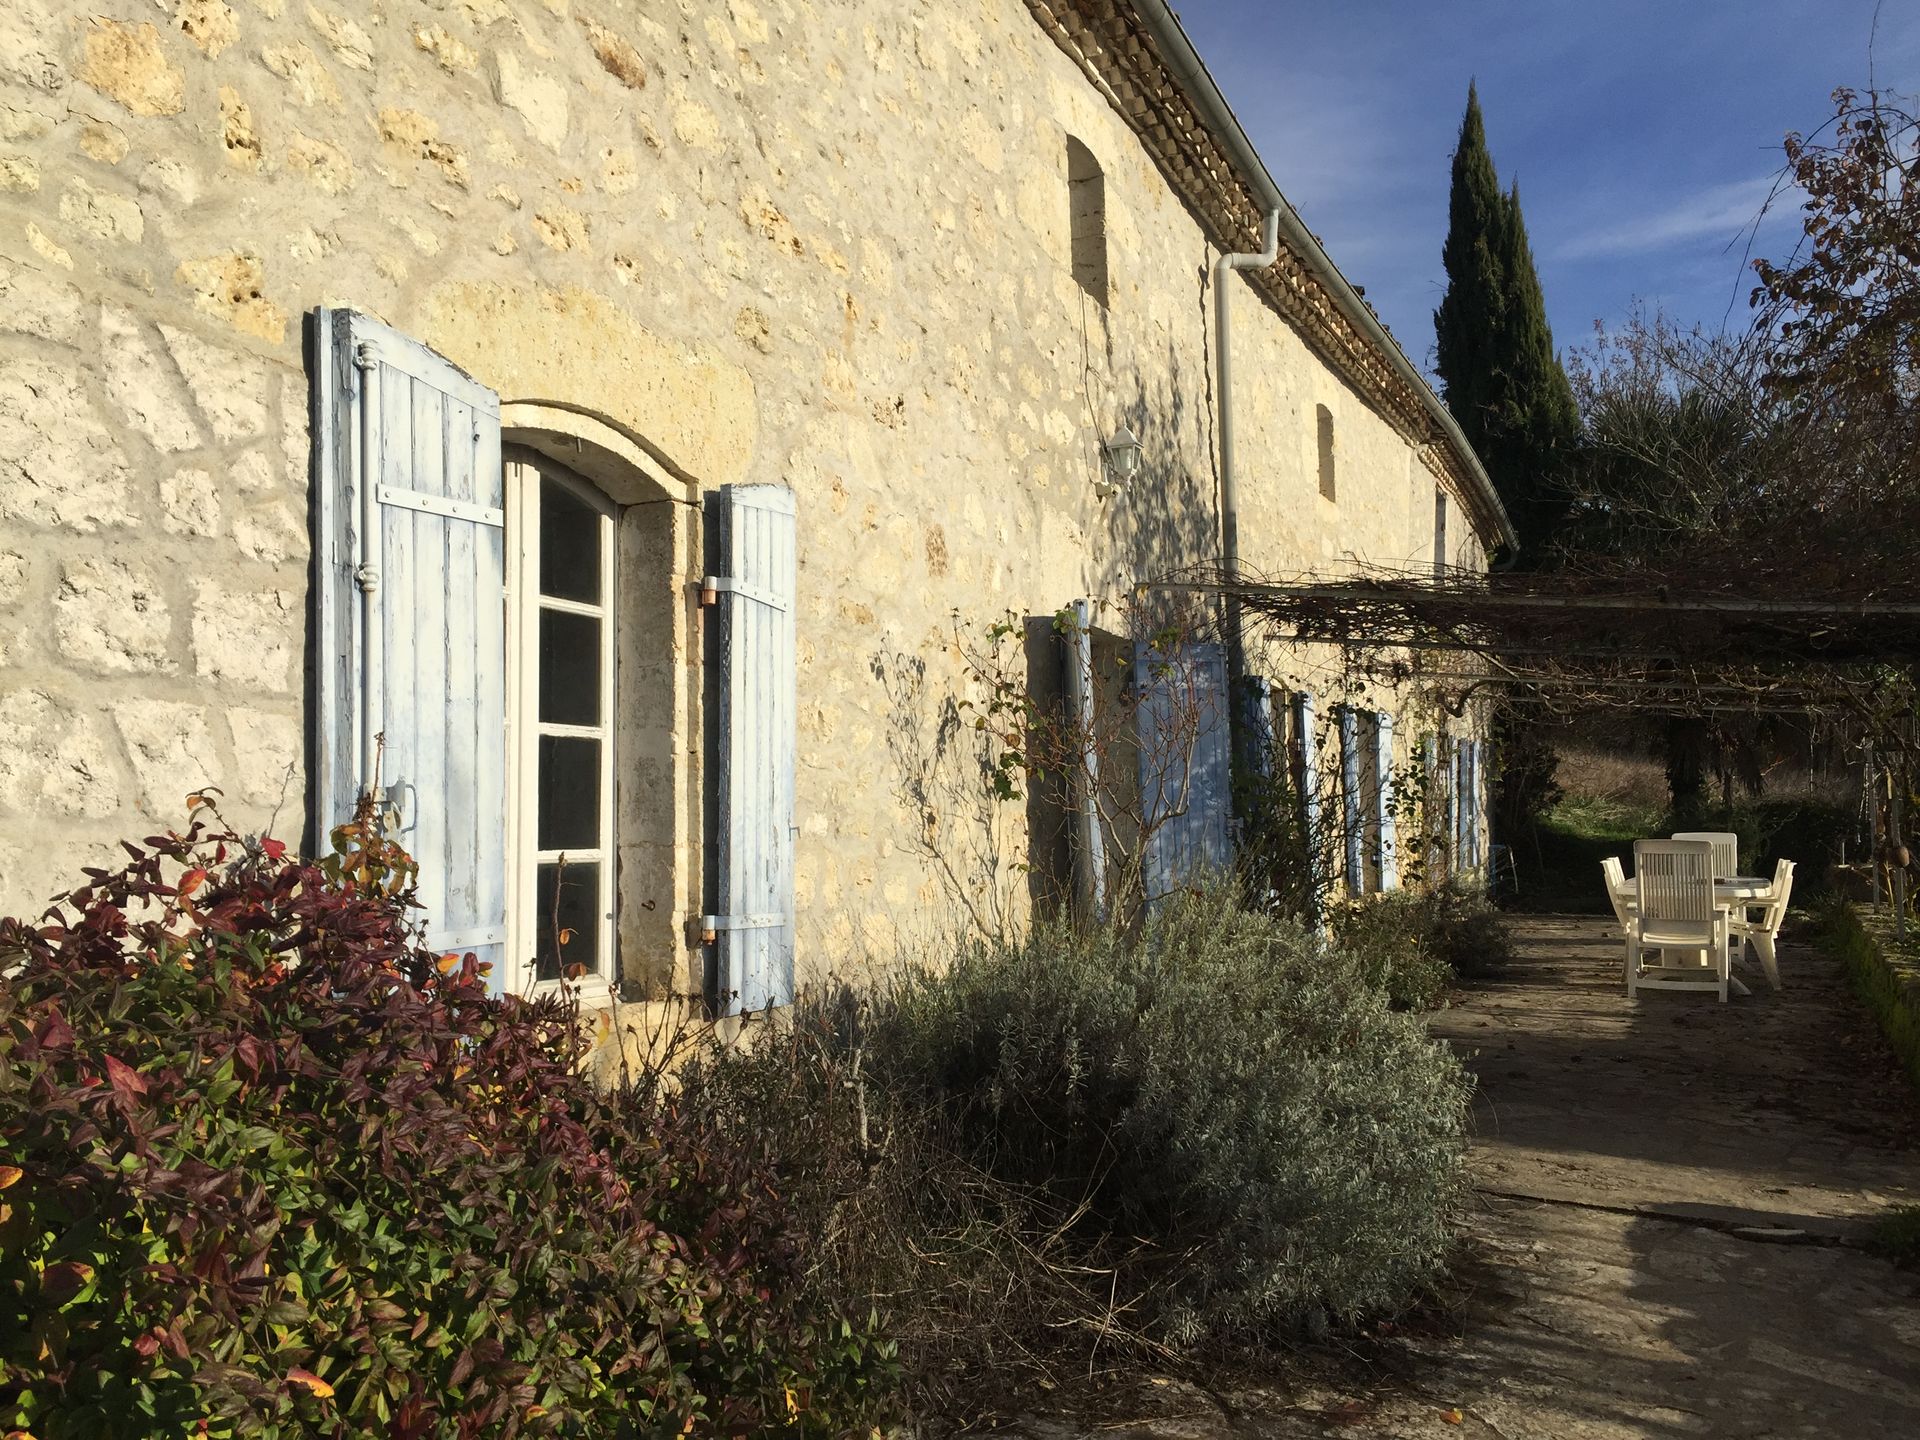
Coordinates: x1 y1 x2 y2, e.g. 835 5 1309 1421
1627 840 1729 1002
1673 831 1739 881
1729 858 1794 992
1600 855 1638 929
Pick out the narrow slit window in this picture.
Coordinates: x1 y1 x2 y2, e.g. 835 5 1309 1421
1067 136 1108 307
1317 405 1336 501
1434 486 1449 575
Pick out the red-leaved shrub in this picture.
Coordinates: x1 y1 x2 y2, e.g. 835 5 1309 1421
0 816 895 1438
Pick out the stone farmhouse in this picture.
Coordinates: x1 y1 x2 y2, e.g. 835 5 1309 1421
0 0 1510 1017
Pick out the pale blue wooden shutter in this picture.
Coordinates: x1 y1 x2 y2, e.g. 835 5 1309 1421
1376 711 1397 890
1064 599 1108 920
1451 737 1466 867
1136 640 1231 904
1339 707 1363 894
705 484 797 1013
1292 691 1320 860
314 308 507 991
1468 739 1485 870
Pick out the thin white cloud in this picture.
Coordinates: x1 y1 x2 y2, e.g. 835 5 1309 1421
1556 174 1790 261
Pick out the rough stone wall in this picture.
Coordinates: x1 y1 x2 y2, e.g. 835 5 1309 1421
0 0 1489 980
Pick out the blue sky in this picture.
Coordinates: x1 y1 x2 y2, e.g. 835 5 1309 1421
1174 1 1920 377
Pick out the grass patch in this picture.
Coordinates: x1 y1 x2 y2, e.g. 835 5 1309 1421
1505 792 1662 914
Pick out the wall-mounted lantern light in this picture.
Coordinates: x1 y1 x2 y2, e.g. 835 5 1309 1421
1100 424 1144 496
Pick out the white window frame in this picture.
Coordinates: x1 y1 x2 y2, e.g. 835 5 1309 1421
505 454 618 1002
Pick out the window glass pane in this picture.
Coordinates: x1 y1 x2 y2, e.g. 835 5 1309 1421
539 609 601 725
537 735 600 851
534 860 601 983
540 476 601 603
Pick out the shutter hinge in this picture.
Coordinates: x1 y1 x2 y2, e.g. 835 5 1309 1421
698 575 789 612
699 912 785 944
353 342 378 372
355 562 379 596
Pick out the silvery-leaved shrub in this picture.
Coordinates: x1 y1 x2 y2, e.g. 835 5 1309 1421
865 889 1474 1347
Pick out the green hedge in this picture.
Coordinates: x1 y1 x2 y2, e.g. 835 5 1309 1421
1823 901 1920 1092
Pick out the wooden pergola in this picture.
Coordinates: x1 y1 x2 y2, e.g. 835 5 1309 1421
1157 563 1920 929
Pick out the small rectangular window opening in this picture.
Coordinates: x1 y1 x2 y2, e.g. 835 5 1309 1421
1434 486 1449 575
1067 136 1108 307
1316 404 1336 501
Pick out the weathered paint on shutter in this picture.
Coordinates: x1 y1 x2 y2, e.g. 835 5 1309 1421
314 309 507 992
1376 711 1397 890
1064 599 1108 921
1451 737 1467 865
1422 733 1442 883
1339 706 1363 894
1136 640 1231 905
1292 690 1319 865
1468 739 1485 870
706 484 797 1014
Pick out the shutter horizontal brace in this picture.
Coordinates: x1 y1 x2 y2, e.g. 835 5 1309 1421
701 913 786 931
427 926 507 951
377 485 506 528
700 575 789 612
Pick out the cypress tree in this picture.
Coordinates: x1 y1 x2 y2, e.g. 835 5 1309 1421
1434 86 1582 847
1434 86 1580 561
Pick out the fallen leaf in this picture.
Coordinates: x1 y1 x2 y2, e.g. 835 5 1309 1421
0 1165 22 1190
1441 1407 1465 1425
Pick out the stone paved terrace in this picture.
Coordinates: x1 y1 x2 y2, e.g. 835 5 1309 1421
1011 913 1920 1438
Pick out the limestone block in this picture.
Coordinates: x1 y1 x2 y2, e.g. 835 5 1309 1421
101 307 206 453
578 16 646 89
192 578 298 692
54 557 176 675
79 119 129 164
80 20 186 116
413 24 479 74
0 689 124 818
112 698 219 815
278 373 309 493
305 5 373 70
0 261 82 341
228 707 301 804
0 551 25 608
219 87 264 171
0 357 136 532
376 108 470 188
25 223 72 269
532 206 589 252
175 0 238 57
233 499 308 563
260 43 342 108
0 155 38 193
160 467 221 535
286 132 355 194
174 253 286 344
228 448 275 495
490 50 570 150
140 158 202 207
58 177 144 242
158 324 271 443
